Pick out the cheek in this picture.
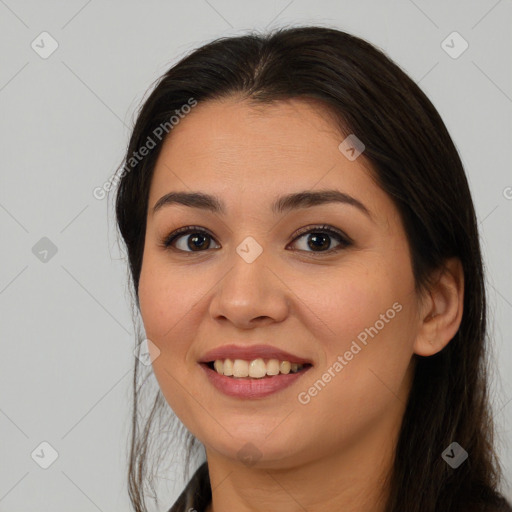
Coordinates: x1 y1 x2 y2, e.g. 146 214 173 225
138 260 167 341
137 253 205 428
291 258 403 350
138 250 201 345
298 257 416 396
294 298 415 452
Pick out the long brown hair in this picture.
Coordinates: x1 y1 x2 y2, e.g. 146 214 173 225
112 25 509 511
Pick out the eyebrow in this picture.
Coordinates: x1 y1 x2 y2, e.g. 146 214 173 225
152 190 373 220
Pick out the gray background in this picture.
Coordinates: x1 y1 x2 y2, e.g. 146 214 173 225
1 0 511 510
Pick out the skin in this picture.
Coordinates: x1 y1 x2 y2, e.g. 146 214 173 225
138 96 464 512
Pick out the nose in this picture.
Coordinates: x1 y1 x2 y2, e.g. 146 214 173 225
208 247 290 330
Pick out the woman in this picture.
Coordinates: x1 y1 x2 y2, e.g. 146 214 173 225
113 26 511 512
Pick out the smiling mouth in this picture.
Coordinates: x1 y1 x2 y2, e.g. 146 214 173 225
204 359 313 379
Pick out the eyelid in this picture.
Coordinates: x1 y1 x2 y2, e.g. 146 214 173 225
290 224 353 244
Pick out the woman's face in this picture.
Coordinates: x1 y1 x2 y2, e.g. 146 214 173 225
138 97 424 468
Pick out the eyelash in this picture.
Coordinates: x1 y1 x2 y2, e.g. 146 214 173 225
160 224 352 255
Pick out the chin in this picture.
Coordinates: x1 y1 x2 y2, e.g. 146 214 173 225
203 430 308 469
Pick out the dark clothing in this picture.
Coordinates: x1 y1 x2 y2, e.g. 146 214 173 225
167 462 211 512
167 461 512 512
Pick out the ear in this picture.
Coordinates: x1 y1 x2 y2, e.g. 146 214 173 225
413 257 464 357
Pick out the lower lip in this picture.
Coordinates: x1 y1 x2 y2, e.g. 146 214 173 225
199 363 312 399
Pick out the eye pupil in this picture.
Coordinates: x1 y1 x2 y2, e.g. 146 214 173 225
308 233 330 251
189 234 210 251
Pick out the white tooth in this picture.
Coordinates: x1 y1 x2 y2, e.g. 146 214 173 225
223 358 233 376
249 358 267 378
267 359 280 376
233 359 249 377
213 360 224 375
214 358 303 378
279 361 291 374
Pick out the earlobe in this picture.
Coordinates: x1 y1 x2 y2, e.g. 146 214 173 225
413 257 464 357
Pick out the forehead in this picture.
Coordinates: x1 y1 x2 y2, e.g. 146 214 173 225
156 97 345 168
148 97 393 228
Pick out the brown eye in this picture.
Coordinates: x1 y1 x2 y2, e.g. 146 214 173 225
162 227 220 252
289 225 351 253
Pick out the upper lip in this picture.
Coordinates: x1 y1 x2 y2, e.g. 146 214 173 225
199 344 313 365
